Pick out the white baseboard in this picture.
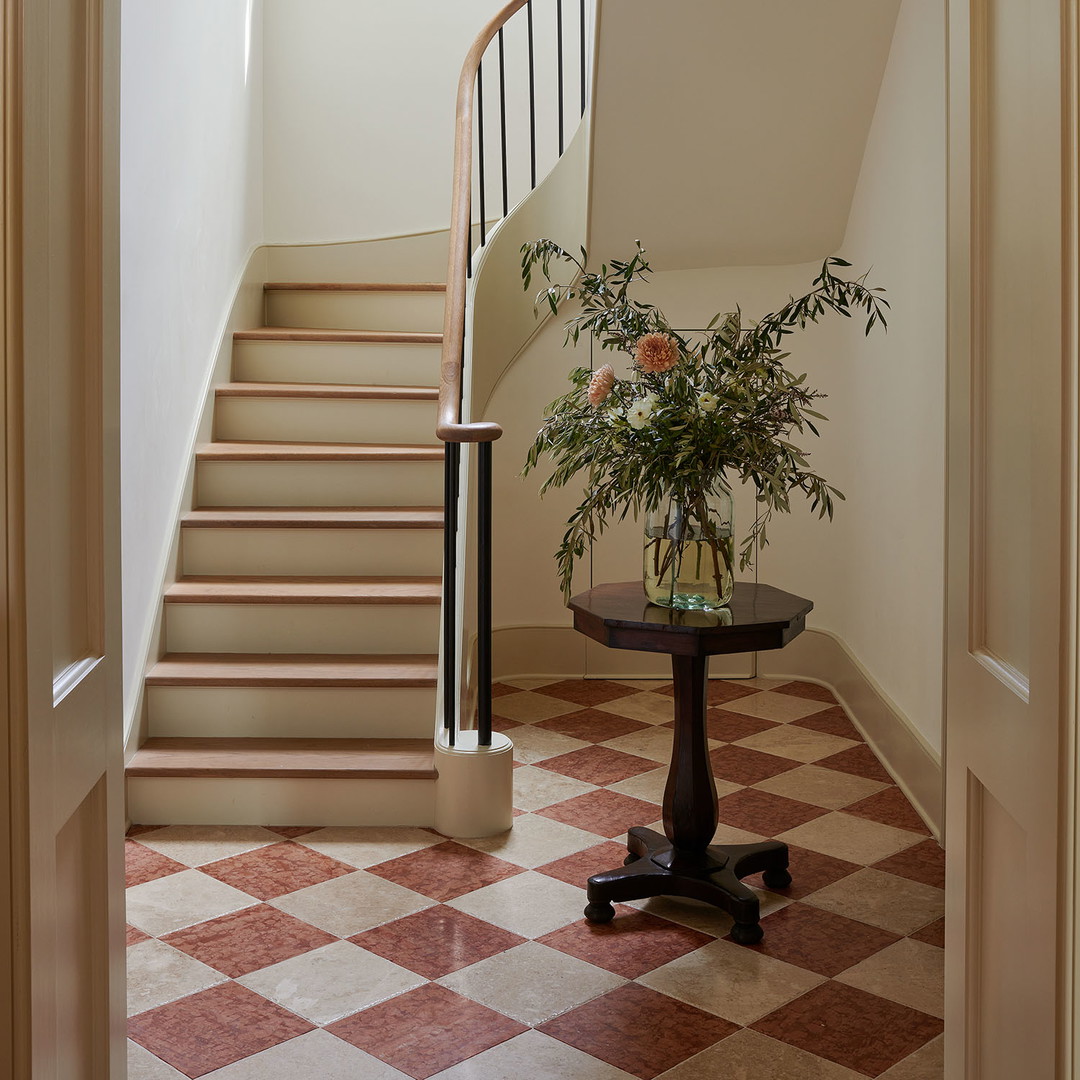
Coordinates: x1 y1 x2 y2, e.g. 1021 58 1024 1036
490 622 943 839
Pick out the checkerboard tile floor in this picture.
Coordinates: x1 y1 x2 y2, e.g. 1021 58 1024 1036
127 678 944 1079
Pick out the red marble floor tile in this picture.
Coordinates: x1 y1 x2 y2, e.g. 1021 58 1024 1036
534 708 649 743
700 707 780 743
126 924 151 947
537 790 661 839
911 916 946 949
492 714 524 734
844 786 932 835
751 980 943 1075
199 842 355 901
872 838 946 890
161 903 336 978
539 982 738 1079
538 745 660 786
125 840 187 889
655 680 760 705
791 705 863 741
538 905 714 978
772 680 838 703
816 743 893 783
743 902 900 977
263 826 320 839
491 682 518 698
741 844 861 901
535 679 640 706
327 983 526 1080
709 744 801 785
715 788 830 836
535 840 632 888
366 841 525 902
127 981 314 1078
348 905 526 979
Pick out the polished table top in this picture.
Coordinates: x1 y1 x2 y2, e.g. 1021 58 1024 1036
568 581 814 657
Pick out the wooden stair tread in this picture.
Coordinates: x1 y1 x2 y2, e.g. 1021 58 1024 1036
216 382 438 400
182 507 444 529
165 576 441 604
146 653 439 687
263 282 446 292
127 737 437 779
196 441 444 462
234 328 442 344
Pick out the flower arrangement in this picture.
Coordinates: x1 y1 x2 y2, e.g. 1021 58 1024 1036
520 239 889 604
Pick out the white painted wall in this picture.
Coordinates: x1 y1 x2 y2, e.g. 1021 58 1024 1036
120 0 264 739
262 0 580 244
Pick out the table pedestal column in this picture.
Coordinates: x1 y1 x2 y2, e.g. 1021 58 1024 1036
583 653 792 943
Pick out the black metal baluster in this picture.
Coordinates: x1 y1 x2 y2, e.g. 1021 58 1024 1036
579 0 586 115
556 0 564 154
477 61 487 247
527 0 537 188
498 28 509 218
443 441 461 745
477 441 493 747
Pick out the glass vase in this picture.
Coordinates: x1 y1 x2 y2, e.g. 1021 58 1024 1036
643 487 734 610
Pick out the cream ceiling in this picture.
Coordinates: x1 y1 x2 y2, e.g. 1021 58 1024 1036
588 0 902 269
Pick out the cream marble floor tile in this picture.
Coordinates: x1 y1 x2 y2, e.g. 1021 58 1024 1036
710 822 770 845
458 814 600 868
616 679 669 691
128 1040 188 1080
503 677 560 690
835 937 944 1019
512 765 598 811
658 1028 865 1080
269 868 433 937
202 1029 410 1079
752 764 888 809
877 1034 944 1080
126 939 227 1016
600 726 675 763
723 691 834 722
133 825 279 867
431 1029 637 1080
446 870 585 938
508 726 591 764
238 940 424 1024
494 692 580 722
777 812 924 865
438 941 624 1025
595 692 678 725
126 869 257 937
727 677 791 691
628 884 790 934
734 725 857 764
607 767 670 804
296 826 442 868
802 868 945 935
639 937 825 1026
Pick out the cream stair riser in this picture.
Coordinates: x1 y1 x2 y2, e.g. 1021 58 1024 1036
147 686 437 739
196 460 444 506
181 527 443 577
127 776 436 827
232 340 441 387
165 603 441 655
265 289 446 333
214 396 436 445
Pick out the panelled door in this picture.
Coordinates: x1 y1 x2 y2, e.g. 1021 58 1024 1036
945 0 1077 1075
3 0 124 1076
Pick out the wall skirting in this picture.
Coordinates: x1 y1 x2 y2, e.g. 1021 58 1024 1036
492 622 943 838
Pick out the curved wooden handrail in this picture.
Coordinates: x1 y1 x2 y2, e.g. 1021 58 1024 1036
437 0 529 444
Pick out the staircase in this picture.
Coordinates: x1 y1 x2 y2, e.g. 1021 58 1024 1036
126 283 449 826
